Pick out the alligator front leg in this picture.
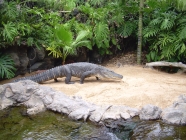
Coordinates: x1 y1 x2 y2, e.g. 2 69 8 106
64 66 74 84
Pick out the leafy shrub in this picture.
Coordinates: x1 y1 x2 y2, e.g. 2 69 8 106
144 10 186 62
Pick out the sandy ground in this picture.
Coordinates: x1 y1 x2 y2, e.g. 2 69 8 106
1 64 186 109
37 65 186 109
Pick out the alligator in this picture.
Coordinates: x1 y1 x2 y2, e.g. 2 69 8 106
13 62 123 84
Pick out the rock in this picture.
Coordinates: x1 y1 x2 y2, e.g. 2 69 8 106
89 105 111 123
17 47 29 74
161 95 186 125
89 50 103 64
27 47 45 66
161 103 186 124
131 121 175 139
9 52 20 68
0 80 139 125
139 104 162 120
1 80 186 126
0 0 4 5
46 91 96 121
84 129 120 140
29 62 47 71
101 105 139 121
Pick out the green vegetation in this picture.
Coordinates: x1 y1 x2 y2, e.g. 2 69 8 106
46 23 92 65
0 0 186 78
0 53 16 79
144 0 186 62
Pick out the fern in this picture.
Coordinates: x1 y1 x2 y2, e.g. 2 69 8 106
143 27 160 38
178 26 186 40
0 54 16 79
89 0 105 6
177 16 186 40
94 22 109 49
0 1 18 21
27 37 34 46
63 0 76 11
17 22 32 36
2 22 18 42
177 0 186 11
109 11 124 26
150 17 162 26
160 18 175 30
117 21 136 37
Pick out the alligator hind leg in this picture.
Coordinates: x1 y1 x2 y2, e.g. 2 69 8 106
80 71 93 84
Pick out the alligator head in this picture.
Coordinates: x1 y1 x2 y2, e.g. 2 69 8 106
96 68 123 80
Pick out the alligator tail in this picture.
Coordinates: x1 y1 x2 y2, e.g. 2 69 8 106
13 66 65 83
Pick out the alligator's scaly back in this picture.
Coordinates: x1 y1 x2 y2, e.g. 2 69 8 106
13 66 66 83
13 62 123 84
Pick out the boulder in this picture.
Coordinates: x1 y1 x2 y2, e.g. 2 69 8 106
27 47 45 66
101 105 139 121
161 95 186 125
0 0 4 5
139 104 162 120
17 47 29 74
131 121 175 139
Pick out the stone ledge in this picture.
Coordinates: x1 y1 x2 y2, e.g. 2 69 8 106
0 80 186 125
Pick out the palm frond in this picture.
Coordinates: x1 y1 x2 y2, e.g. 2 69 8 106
54 24 73 46
74 30 90 43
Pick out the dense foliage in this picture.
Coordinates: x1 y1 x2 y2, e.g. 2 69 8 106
144 0 186 62
0 0 186 79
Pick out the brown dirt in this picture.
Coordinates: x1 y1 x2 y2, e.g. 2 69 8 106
1 52 186 109
41 65 186 109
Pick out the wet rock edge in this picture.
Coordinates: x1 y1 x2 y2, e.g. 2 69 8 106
0 80 186 126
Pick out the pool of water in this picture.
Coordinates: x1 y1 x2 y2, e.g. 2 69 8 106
0 106 109 140
1 106 186 140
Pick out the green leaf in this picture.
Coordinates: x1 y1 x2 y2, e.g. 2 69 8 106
117 22 136 37
2 22 18 42
94 22 109 48
0 54 16 79
1 1 18 20
54 25 73 46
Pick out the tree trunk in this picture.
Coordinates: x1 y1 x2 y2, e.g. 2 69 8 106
137 0 144 64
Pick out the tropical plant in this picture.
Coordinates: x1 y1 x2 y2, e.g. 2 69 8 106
77 1 137 55
0 1 55 48
0 53 16 79
46 24 92 64
143 7 186 62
